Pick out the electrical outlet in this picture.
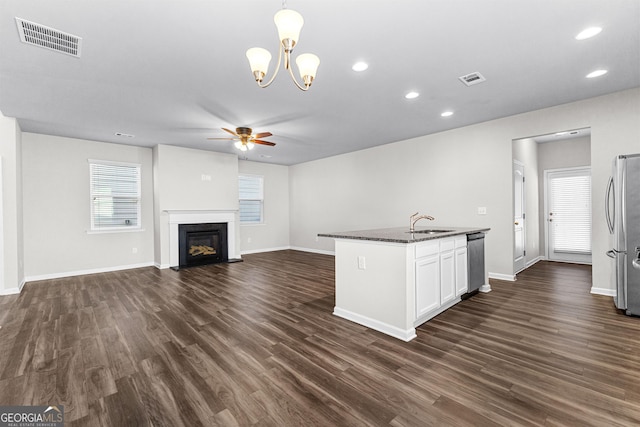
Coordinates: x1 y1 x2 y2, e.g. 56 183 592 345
315 235 319 242
247 237 252 243
132 247 138 254
477 207 487 215
358 256 366 270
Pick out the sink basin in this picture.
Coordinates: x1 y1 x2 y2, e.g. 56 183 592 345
407 229 454 234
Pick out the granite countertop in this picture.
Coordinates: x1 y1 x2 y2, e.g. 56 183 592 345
318 226 490 244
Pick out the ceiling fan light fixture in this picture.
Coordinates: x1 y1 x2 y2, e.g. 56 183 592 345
247 141 255 150
234 141 243 150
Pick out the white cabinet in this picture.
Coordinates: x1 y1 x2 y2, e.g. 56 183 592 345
415 240 440 317
415 236 468 322
416 254 440 317
455 237 468 296
440 247 456 305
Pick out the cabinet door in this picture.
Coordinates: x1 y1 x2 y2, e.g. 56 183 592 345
416 254 440 317
440 250 456 304
455 247 468 296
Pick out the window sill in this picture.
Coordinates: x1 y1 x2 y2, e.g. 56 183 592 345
240 223 265 227
87 228 146 235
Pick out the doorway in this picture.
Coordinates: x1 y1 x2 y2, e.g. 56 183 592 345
544 167 592 264
513 160 526 273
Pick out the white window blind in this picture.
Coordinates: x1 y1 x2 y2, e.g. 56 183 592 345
239 175 263 224
551 174 591 253
89 160 141 230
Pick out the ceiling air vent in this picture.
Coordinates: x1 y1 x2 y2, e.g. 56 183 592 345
15 17 82 57
458 72 486 87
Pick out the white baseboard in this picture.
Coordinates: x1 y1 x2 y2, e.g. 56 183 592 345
241 246 290 255
333 307 416 342
591 287 616 296
25 262 155 283
488 272 516 281
290 246 335 256
526 256 545 268
155 262 171 270
0 279 25 296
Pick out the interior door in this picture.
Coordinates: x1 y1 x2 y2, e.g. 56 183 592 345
514 161 526 273
545 168 592 264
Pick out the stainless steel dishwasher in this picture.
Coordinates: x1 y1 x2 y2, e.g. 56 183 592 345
463 232 485 299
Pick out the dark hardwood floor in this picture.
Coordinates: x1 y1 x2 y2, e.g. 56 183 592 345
1 251 639 426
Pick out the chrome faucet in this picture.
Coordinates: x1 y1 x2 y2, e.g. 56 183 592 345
410 212 435 232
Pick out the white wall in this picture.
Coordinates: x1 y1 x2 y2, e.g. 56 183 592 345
238 160 290 254
153 144 239 267
537 136 591 253
513 138 541 266
21 133 154 279
0 112 24 294
290 88 640 292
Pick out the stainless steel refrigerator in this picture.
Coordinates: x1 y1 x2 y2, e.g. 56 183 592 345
606 153 640 315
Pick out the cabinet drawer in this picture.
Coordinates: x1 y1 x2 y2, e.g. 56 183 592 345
439 238 455 252
415 240 439 258
454 236 467 248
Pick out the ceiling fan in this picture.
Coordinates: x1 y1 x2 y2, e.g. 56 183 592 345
207 127 276 151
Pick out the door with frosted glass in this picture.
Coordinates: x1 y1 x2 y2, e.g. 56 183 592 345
545 168 592 264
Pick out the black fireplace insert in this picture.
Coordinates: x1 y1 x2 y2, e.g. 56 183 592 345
178 223 228 268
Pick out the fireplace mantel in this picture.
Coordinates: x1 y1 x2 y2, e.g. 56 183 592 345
165 210 238 268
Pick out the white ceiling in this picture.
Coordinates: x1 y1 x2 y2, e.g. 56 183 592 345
1 1 639 165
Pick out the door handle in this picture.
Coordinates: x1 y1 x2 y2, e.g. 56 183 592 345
605 176 614 233
514 222 519 225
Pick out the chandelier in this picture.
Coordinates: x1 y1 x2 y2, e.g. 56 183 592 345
245 3 320 91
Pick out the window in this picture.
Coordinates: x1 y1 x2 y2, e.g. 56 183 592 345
89 160 141 231
239 174 263 224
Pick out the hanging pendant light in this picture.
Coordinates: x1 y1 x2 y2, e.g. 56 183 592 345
245 3 320 91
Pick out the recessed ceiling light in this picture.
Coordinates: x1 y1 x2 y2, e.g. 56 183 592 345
575 27 602 40
441 111 454 117
405 91 419 99
555 131 569 136
586 69 608 78
352 61 368 72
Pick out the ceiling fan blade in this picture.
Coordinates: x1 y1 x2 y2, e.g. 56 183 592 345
222 127 239 136
254 132 272 138
253 139 276 146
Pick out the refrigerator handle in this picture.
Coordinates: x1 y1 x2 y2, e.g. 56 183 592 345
605 175 614 234
606 250 617 259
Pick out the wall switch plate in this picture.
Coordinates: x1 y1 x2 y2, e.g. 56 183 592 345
478 207 487 215
201 174 212 181
132 247 138 254
247 237 252 243
358 256 366 270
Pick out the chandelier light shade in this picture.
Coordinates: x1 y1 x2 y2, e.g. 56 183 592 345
246 6 320 91
274 9 303 48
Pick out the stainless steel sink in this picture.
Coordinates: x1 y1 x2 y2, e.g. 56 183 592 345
407 229 453 234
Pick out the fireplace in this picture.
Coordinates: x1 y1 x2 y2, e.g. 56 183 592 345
178 223 228 268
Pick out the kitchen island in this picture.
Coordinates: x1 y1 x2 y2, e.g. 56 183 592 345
318 226 490 341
